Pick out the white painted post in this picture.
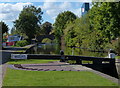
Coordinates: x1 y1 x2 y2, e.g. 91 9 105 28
72 48 74 55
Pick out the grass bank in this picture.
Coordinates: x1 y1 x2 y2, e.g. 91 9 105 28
116 56 120 59
8 59 58 64
3 68 117 86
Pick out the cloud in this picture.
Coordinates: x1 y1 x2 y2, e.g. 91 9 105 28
41 2 81 22
0 2 33 21
0 0 93 2
60 2 72 10
0 2 83 31
44 0 57 2
42 2 57 10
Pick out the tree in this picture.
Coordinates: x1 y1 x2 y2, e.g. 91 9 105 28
64 22 76 47
64 13 91 48
14 5 43 42
53 11 77 44
0 21 8 35
89 2 120 42
41 21 52 35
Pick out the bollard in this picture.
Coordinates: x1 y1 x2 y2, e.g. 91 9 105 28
60 50 65 62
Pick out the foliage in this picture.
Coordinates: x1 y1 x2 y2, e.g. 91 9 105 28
104 37 120 55
15 40 29 47
64 14 92 48
88 2 120 50
10 27 28 39
53 11 77 44
89 2 120 41
0 21 8 35
42 38 52 43
114 38 120 55
10 27 16 35
14 5 43 42
64 22 77 47
2 38 7 42
41 21 52 35
10 27 21 35
64 2 120 51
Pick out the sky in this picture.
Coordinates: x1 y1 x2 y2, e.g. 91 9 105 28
0 0 92 33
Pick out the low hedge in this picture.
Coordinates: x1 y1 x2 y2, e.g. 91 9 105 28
15 40 29 47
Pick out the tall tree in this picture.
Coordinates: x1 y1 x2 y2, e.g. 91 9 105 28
53 11 77 44
0 21 8 35
14 5 43 42
89 2 120 42
41 21 52 35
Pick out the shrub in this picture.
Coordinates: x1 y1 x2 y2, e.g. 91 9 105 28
42 38 52 43
115 38 120 55
104 37 120 55
15 40 29 47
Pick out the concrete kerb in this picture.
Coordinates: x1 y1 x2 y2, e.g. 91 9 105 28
115 59 120 85
0 22 2 88
0 72 1 87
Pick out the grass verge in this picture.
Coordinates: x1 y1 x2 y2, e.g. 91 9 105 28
8 59 59 64
5 59 119 86
116 56 120 59
3 68 118 86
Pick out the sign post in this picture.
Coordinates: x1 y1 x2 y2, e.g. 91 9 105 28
11 54 27 59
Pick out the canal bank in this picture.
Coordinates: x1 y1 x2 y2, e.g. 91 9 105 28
1 44 37 87
26 43 119 79
115 59 120 82
2 43 119 86
1 44 37 64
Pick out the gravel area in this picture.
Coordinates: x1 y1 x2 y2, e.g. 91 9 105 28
9 61 89 71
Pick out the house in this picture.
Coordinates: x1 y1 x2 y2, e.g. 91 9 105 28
8 34 23 42
3 34 23 46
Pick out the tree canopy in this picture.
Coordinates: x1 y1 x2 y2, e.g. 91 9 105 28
0 21 8 35
41 21 52 35
63 2 120 51
89 2 120 42
14 5 43 42
53 11 77 43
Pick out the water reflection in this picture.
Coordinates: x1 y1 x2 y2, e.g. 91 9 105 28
29 43 107 57
64 47 107 57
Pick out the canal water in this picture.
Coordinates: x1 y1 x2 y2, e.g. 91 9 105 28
28 43 107 57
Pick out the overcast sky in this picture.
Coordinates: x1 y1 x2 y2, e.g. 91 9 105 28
0 0 92 33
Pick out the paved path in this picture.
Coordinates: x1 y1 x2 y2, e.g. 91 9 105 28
0 65 2 88
116 59 120 85
0 64 7 88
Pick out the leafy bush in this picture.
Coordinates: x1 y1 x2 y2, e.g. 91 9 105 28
115 38 120 55
42 38 52 43
15 40 29 47
104 37 120 55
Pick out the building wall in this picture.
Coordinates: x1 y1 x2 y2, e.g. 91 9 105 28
81 3 90 16
8 36 21 42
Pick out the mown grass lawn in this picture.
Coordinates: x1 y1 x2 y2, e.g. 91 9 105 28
3 68 117 86
116 56 120 59
8 59 58 64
